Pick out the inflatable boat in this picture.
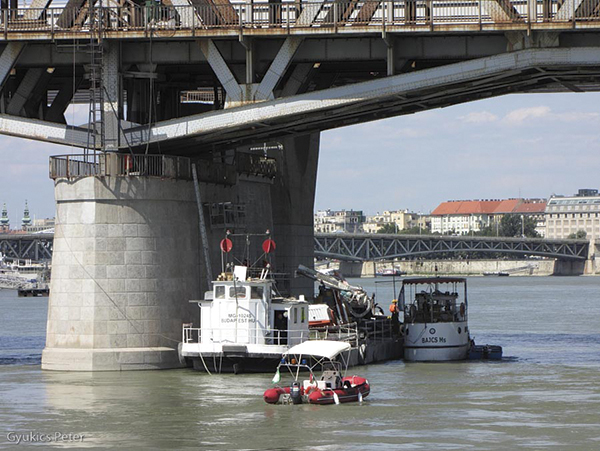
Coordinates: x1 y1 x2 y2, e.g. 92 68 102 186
263 341 370 405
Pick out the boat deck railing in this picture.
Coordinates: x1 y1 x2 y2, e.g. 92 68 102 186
357 316 395 342
182 325 309 346
309 322 360 348
182 323 364 348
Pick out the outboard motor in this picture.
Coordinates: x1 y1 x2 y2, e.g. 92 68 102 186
290 382 302 404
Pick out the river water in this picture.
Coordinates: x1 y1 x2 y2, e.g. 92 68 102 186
1 277 599 450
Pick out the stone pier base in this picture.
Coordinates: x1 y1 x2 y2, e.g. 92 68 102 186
42 176 201 371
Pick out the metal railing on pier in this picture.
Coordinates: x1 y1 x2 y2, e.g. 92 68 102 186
49 154 192 180
236 153 278 179
1 0 600 39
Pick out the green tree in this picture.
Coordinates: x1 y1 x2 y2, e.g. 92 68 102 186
398 226 430 235
568 230 587 239
473 225 496 237
377 223 397 234
499 214 539 238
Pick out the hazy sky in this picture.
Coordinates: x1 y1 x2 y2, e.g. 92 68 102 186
1 91 599 225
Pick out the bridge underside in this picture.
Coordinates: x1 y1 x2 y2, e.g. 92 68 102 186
1 33 600 153
129 47 600 153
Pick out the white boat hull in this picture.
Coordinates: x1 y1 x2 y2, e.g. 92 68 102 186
403 321 469 362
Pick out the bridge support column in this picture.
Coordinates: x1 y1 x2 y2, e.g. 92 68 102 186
42 176 201 371
103 42 121 150
584 239 599 275
269 132 320 297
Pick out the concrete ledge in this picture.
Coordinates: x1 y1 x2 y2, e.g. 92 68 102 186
41 347 183 371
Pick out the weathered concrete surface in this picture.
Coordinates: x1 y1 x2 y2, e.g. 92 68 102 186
334 259 586 277
269 133 320 297
42 176 201 371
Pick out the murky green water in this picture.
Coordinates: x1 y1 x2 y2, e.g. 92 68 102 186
1 277 600 449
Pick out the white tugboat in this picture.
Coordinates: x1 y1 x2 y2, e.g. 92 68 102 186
180 265 311 374
179 231 313 374
400 277 470 361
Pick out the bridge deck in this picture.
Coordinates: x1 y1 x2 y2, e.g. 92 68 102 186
0 0 599 41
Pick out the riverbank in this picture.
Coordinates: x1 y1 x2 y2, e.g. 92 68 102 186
318 259 595 277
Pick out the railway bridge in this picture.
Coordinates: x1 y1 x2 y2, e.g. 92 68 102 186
0 232 590 262
314 233 591 261
2 0 600 370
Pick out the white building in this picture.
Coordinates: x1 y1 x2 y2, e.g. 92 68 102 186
545 189 600 240
314 209 365 233
362 210 419 233
430 198 547 235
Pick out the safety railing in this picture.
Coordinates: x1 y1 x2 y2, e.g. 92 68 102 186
182 325 310 346
1 0 599 37
236 153 278 179
49 153 192 180
357 316 394 342
309 322 360 347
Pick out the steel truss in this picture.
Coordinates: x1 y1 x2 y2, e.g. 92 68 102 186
0 234 54 262
314 233 589 261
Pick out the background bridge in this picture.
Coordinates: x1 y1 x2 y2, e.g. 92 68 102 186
0 233 54 262
1 232 590 262
314 233 590 261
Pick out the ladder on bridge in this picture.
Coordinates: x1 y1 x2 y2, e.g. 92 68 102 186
86 3 105 158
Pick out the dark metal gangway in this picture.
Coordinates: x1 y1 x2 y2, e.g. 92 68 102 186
314 233 590 261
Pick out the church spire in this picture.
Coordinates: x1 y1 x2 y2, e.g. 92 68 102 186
0 203 9 231
21 200 32 229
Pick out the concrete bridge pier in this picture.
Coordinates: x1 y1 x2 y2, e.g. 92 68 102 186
41 176 202 371
269 132 320 297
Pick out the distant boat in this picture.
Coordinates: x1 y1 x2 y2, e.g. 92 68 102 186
376 268 406 277
482 271 509 277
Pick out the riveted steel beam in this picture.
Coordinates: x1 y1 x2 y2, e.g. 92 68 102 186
0 114 90 147
6 68 45 116
255 37 303 101
280 63 313 97
198 39 242 104
0 43 26 89
481 0 521 22
103 42 121 151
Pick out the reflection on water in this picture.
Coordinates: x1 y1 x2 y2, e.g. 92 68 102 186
1 277 600 449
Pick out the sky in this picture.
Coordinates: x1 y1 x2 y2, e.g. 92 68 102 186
1 91 600 225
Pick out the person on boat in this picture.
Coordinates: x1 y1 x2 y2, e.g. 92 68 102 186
389 299 400 335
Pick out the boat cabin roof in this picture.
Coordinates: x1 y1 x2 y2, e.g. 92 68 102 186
402 277 466 285
284 340 351 360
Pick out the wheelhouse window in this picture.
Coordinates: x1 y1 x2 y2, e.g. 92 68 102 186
215 286 225 299
229 286 247 299
251 286 264 300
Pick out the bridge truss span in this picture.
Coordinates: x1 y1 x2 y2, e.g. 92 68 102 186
314 233 589 261
0 233 54 262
